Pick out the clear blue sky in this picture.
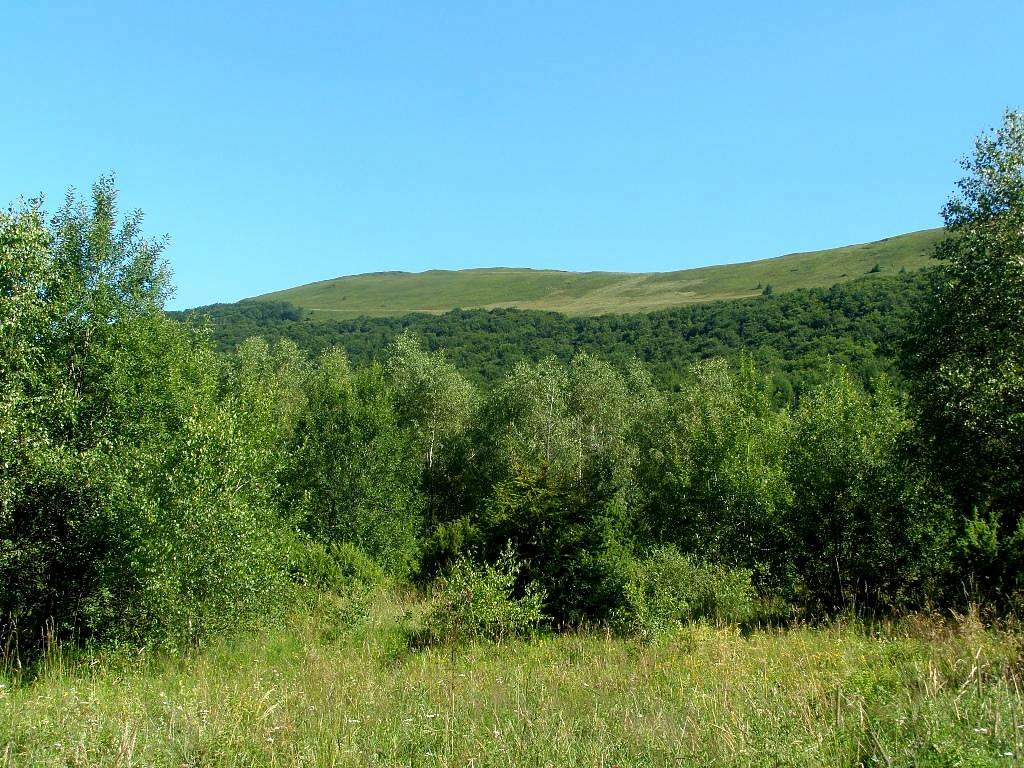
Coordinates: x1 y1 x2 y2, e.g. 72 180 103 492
4 1 1022 309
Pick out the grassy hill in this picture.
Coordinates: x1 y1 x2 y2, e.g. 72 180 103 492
254 228 945 317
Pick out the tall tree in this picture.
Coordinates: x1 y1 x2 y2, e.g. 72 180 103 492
1 180 288 652
285 351 424 577
904 110 1024 598
386 330 475 471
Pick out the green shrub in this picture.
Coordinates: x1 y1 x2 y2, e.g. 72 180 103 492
480 467 633 626
422 547 545 644
617 547 756 638
287 538 387 593
122 398 291 646
287 538 347 593
329 541 389 586
633 358 793 594
787 372 955 612
437 355 649 626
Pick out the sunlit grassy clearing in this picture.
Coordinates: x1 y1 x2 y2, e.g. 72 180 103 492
4 593 1021 767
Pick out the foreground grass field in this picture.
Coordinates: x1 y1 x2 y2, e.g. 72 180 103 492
255 228 945 317
4 592 1022 768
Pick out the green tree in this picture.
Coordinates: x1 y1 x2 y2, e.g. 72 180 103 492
632 358 793 592
904 110 1024 599
385 332 477 575
385 330 475 471
224 336 309 512
285 350 423 577
436 355 651 624
0 201 50 517
788 372 953 611
1 179 289 653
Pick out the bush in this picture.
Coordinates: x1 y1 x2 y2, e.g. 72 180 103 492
633 358 792 593
421 547 545 644
435 355 649 625
617 547 756 638
480 466 633 626
287 538 387 593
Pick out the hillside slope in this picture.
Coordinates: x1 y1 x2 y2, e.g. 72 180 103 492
254 228 944 317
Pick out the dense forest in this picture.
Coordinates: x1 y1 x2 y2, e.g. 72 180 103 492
3 112 1023 663
176 270 928 399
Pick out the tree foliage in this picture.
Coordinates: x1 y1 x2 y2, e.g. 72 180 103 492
904 110 1024 601
1 180 286 653
177 270 929 399
284 351 423 577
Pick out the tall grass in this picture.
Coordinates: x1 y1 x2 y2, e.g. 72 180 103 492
3 592 1022 767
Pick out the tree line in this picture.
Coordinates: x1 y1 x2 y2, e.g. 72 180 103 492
3 112 1022 656
176 269 929 401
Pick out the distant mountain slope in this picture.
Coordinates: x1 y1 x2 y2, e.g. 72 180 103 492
253 228 944 317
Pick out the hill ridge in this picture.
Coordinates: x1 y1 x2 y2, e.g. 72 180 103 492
251 228 944 318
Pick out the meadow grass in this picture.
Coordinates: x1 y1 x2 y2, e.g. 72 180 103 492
256 228 945 318
3 590 1022 767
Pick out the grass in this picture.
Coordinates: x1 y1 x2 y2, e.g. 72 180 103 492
4 590 1022 767
255 228 946 318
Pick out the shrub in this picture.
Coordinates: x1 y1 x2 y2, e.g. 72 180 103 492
436 355 650 625
329 541 389 586
421 547 545 644
481 466 633 626
122 397 291 645
617 547 756 638
633 358 793 593
287 538 388 594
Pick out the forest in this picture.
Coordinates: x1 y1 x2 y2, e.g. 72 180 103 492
2 113 1023 765
176 268 927 399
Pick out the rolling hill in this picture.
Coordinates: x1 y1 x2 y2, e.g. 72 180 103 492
253 228 945 317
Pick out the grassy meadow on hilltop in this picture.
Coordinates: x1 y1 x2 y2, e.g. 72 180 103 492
255 228 944 317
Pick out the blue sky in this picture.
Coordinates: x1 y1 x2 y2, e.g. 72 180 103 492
3 1 1022 309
